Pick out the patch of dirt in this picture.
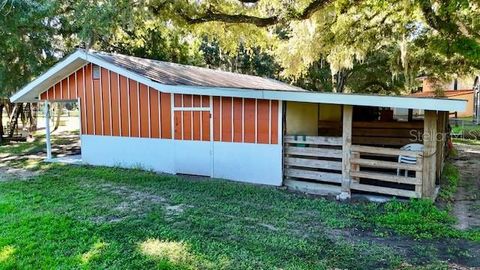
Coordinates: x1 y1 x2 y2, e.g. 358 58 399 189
165 204 192 216
83 182 193 224
451 144 480 230
1 131 80 168
329 228 480 268
0 165 38 181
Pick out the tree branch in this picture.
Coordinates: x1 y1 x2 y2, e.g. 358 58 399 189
185 10 279 27
182 0 335 27
418 0 459 36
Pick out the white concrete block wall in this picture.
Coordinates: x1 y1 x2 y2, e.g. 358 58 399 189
81 135 283 186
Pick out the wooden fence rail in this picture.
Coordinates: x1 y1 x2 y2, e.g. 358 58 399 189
349 145 424 198
283 135 343 194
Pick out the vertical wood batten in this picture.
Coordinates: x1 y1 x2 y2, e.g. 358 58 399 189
136 82 141 137
138 84 149 138
107 70 113 135
147 87 151 138
84 65 93 134
342 105 353 195
119 76 129 136
99 68 111 135
80 67 87 134
161 93 171 139
109 72 120 136
158 91 162 138
435 111 447 179
422 110 438 198
271 100 279 144
67 76 70 99
149 88 160 138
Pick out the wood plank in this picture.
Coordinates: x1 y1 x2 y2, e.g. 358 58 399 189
350 171 421 185
422 110 437 198
415 158 423 194
284 179 341 195
285 147 342 158
284 135 342 146
352 136 421 146
353 128 419 138
285 169 342 183
436 111 447 179
353 121 424 129
342 105 353 193
351 152 360 183
318 121 342 129
350 183 420 198
351 145 423 158
350 158 422 171
285 157 342 171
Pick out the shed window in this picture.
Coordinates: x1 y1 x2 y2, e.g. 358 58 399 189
93 65 100 79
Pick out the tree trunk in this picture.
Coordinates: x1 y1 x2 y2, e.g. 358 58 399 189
20 103 27 127
53 103 62 132
333 70 349 93
8 103 23 138
30 103 38 131
0 102 4 143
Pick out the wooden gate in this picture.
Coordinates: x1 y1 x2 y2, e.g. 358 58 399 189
283 135 343 195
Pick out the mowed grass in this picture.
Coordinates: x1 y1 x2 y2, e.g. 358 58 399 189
0 162 479 269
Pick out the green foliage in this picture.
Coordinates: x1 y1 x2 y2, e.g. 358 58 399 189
3 0 480 97
372 199 480 241
438 163 460 202
0 0 60 97
373 199 457 239
453 138 480 146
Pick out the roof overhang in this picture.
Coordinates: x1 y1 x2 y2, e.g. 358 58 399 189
11 50 468 112
10 50 88 103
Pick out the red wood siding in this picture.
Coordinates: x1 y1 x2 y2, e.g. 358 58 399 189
39 64 279 144
139 84 150 138
84 64 94 134
119 75 129 136
160 93 172 139
101 68 111 136
110 71 120 137
149 89 160 138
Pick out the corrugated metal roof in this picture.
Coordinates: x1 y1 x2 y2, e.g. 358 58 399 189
89 50 304 92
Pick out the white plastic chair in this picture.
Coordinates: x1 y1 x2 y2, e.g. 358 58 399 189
397 143 424 177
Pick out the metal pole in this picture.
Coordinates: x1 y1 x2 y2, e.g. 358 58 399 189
474 77 480 124
476 90 480 125
44 101 52 160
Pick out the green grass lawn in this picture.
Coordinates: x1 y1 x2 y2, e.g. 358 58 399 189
453 138 480 146
451 122 480 140
1 136 480 269
0 163 478 269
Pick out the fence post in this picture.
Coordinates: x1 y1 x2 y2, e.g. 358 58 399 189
422 110 437 198
340 105 353 199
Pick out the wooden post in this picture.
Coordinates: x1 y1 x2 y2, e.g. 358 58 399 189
442 112 449 169
44 101 52 160
351 152 360 183
341 105 353 197
415 157 423 197
408 109 413 122
422 110 437 198
436 111 447 179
